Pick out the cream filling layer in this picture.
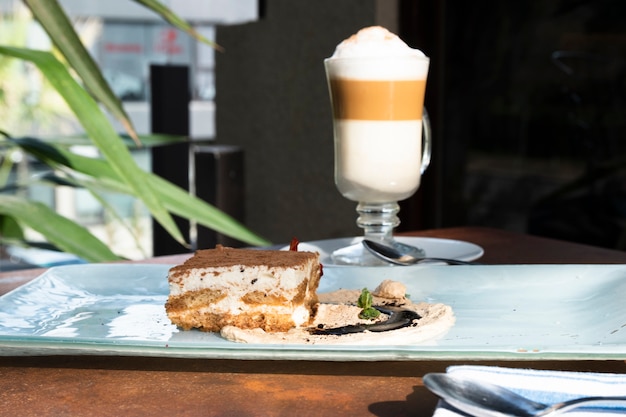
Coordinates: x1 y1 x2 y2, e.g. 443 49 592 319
168 263 317 327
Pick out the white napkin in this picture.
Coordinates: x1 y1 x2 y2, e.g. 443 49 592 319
432 365 626 416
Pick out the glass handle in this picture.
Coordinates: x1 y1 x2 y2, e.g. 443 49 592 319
421 107 432 175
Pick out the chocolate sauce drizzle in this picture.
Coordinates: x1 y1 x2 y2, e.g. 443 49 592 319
309 305 421 336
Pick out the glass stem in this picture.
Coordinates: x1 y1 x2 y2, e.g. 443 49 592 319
356 202 400 244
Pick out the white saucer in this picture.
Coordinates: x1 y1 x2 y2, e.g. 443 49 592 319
282 236 484 266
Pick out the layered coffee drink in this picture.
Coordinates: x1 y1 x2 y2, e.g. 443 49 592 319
325 26 429 203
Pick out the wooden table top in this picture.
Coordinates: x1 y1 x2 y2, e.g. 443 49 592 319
1 226 626 417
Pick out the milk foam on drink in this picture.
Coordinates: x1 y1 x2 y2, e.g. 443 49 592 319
330 26 425 61
325 26 429 203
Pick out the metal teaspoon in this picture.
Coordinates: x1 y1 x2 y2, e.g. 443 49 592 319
362 239 475 265
423 372 626 417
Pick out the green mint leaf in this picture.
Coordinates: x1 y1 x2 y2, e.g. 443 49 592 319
357 288 380 319
357 288 373 309
359 307 380 320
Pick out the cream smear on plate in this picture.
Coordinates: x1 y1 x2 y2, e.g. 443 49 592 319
220 280 455 345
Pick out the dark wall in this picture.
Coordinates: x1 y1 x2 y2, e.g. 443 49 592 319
215 1 394 244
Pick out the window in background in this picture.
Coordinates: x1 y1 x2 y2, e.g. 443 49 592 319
0 0 257 266
439 1 626 250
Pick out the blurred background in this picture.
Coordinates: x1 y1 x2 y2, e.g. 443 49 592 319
431 0 626 251
1 0 626 267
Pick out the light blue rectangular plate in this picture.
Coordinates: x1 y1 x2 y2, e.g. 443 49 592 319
0 263 625 361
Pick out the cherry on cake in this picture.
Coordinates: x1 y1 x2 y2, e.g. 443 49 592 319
165 245 322 332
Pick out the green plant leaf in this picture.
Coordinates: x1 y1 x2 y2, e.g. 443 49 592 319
15 137 271 247
42 133 187 149
41 171 149 258
147 173 270 247
23 0 140 145
0 214 24 241
132 0 223 51
0 46 186 247
0 195 119 262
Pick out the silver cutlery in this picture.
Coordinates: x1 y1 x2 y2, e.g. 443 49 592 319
362 239 475 265
424 372 626 417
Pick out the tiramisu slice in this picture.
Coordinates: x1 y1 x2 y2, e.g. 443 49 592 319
165 245 322 332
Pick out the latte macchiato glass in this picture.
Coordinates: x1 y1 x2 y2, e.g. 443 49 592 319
325 53 431 265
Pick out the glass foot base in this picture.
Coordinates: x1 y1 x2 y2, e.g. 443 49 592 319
330 239 426 266
331 241 388 266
